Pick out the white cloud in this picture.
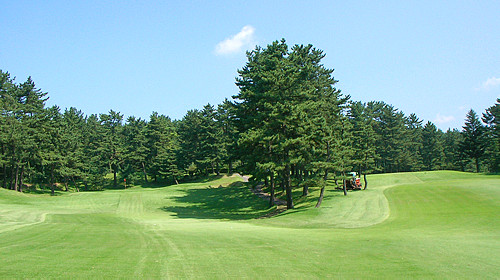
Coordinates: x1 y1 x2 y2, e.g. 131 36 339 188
476 77 500 91
434 113 455 124
215 25 255 55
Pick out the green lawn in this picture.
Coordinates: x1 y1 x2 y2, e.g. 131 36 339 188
0 171 499 279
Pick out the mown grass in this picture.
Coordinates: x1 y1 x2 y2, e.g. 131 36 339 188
0 171 498 279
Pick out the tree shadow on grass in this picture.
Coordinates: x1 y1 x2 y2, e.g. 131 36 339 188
160 181 272 220
120 175 226 189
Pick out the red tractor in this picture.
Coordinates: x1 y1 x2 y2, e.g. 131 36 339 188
346 172 362 190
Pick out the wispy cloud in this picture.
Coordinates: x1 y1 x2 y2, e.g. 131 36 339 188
434 113 455 124
476 77 500 91
215 25 255 55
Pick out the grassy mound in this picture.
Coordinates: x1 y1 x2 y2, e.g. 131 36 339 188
0 171 498 278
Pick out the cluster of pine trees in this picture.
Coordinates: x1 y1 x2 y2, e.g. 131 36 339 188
232 40 499 208
1 70 236 193
1 40 499 205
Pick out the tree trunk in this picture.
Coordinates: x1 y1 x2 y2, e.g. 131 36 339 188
285 165 294 209
475 157 480 173
64 177 69 191
9 165 15 190
2 164 7 189
363 173 368 190
228 161 233 175
216 161 220 176
316 170 329 208
113 164 117 188
315 186 325 208
142 162 148 183
14 163 19 192
302 183 309 197
50 165 55 196
342 172 347 196
72 177 79 192
19 165 25 192
269 174 275 207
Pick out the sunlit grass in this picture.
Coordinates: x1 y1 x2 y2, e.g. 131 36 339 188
0 171 498 278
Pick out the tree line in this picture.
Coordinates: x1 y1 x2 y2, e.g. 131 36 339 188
1 40 499 208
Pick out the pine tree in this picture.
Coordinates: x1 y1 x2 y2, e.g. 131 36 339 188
82 114 107 190
177 109 203 176
348 101 378 190
421 121 444 170
122 116 150 183
482 98 500 173
59 107 86 191
38 106 64 195
100 110 124 188
215 100 238 174
0 71 18 190
234 39 345 209
403 113 424 171
146 112 179 183
460 109 487 173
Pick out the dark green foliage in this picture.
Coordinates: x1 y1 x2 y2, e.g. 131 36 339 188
233 39 349 208
459 109 487 173
421 121 444 170
403 114 424 171
2 54 499 197
122 116 149 182
482 98 500 173
100 110 124 188
146 112 180 183
441 129 465 171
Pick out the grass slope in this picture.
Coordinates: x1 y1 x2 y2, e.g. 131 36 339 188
0 171 498 279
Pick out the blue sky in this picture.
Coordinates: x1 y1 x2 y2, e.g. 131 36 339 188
1 1 499 130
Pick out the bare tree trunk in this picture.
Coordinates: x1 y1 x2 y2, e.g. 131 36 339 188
19 165 25 192
14 163 19 192
113 165 117 188
315 187 325 208
302 185 309 197
363 173 368 190
50 165 55 196
228 161 233 175
142 162 148 183
315 170 329 208
285 165 294 209
72 177 79 192
2 164 7 189
342 172 347 196
269 174 275 207
64 177 69 191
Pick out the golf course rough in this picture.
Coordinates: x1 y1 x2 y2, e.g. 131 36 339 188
0 171 498 279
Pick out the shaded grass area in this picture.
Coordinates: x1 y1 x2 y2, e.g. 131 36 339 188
0 171 499 278
161 181 270 220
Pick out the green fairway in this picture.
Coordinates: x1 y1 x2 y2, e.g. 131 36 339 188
1 171 499 279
